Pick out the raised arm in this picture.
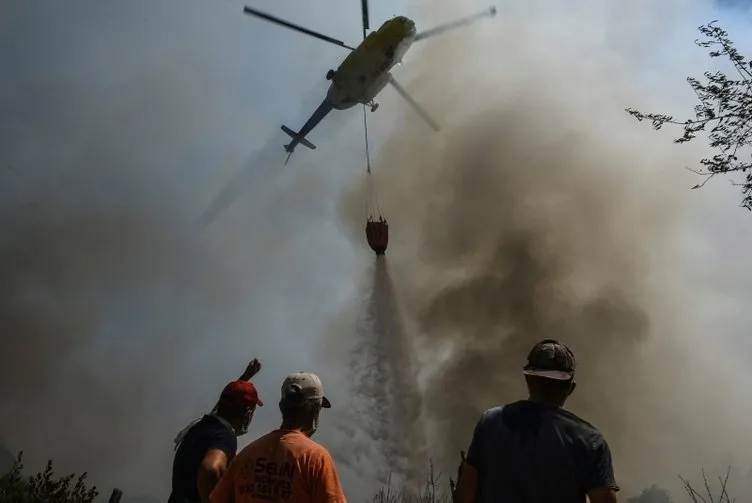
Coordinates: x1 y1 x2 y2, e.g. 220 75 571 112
210 358 262 413
238 358 262 381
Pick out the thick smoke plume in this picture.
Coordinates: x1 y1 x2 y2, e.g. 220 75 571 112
339 0 752 495
0 180 252 498
0 21 306 495
0 1 364 495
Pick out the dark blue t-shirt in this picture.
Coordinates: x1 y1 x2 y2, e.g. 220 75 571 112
168 415 237 503
466 400 618 503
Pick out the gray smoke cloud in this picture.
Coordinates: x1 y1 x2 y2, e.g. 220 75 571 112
0 194 243 471
337 0 752 497
0 1 365 499
0 32 277 493
5 0 752 501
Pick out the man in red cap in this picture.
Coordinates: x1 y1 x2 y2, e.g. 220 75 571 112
169 359 264 503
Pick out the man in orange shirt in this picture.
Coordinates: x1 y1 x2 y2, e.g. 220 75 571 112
210 372 346 503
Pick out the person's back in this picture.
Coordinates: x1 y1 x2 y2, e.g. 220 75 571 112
469 400 612 503
452 339 618 503
216 429 341 501
169 415 237 503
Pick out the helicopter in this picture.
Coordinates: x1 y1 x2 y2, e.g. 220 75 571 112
242 1 497 164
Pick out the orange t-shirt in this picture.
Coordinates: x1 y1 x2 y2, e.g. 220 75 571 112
210 429 346 503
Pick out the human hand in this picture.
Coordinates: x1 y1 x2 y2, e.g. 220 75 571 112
449 450 466 499
240 358 262 380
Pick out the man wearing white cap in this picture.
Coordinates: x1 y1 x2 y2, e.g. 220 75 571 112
451 339 619 503
210 372 346 503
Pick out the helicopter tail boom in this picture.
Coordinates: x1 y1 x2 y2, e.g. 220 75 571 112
282 125 317 151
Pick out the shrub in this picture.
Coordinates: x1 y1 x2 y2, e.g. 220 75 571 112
0 451 98 503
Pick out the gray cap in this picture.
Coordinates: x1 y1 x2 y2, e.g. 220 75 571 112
281 372 331 408
522 339 576 380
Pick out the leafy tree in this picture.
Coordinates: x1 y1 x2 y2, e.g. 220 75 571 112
626 21 752 210
0 451 98 503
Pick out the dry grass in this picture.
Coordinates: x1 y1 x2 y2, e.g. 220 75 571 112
371 462 451 503
680 467 734 503
370 463 737 503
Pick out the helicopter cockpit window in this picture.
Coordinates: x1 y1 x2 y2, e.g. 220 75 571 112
392 38 411 62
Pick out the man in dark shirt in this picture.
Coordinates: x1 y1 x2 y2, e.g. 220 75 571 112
169 360 264 503
451 339 619 503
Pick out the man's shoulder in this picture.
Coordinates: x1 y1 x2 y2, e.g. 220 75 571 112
244 430 331 457
292 433 333 458
175 415 236 461
243 429 282 449
479 401 606 436
235 430 279 461
478 400 525 423
292 435 337 468
182 415 227 440
197 414 223 430
555 408 609 448
203 416 236 439
557 408 603 435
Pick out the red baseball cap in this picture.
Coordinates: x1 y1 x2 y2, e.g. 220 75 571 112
220 380 264 409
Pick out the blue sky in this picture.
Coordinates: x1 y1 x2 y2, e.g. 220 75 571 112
3 0 752 500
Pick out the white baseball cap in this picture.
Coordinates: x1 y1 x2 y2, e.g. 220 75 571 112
281 372 331 408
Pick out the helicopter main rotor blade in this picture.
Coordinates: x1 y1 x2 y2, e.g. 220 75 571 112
414 6 497 42
361 0 370 39
243 6 356 50
387 74 440 132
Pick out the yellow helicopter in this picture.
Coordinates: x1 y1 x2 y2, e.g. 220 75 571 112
242 1 497 163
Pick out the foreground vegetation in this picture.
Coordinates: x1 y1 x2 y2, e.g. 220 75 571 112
369 465 736 503
0 452 99 503
0 450 737 503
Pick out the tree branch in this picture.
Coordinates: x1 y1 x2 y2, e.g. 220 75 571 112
625 20 752 210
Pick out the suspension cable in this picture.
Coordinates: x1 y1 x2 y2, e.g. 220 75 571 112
363 104 372 174
362 103 383 219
